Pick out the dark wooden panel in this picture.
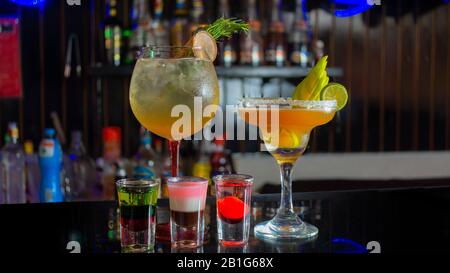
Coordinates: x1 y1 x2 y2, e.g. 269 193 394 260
19 6 40 143
82 0 91 149
345 17 353 152
379 4 387 151
123 78 130 156
38 5 45 137
395 0 403 151
447 4 450 149
429 10 437 150
328 4 336 153
412 0 420 150
362 12 370 152
311 9 320 153
60 0 67 132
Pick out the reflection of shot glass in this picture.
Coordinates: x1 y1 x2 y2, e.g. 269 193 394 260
214 174 253 246
218 243 249 253
116 179 160 253
167 177 208 249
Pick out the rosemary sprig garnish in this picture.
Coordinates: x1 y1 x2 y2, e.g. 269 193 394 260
204 17 249 40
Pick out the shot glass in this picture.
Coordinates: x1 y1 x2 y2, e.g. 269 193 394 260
214 174 253 246
167 176 208 249
116 179 160 253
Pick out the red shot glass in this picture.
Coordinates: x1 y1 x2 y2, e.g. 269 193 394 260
214 174 253 246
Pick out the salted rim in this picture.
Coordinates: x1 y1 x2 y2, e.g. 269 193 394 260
237 97 337 110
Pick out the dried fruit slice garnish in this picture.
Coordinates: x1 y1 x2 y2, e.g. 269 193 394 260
192 30 218 62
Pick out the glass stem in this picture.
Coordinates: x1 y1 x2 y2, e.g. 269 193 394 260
278 163 294 216
169 140 180 177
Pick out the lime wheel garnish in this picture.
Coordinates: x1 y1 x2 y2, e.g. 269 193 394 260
320 83 348 111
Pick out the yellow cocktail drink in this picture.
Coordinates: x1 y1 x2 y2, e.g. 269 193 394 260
239 99 336 164
130 57 219 141
238 98 337 241
129 46 219 177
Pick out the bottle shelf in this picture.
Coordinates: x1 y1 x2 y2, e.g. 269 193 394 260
216 66 343 78
88 65 344 79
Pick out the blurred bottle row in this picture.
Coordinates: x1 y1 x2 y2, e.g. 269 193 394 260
103 0 324 68
0 122 234 204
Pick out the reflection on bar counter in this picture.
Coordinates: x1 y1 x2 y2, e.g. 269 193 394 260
1 122 26 204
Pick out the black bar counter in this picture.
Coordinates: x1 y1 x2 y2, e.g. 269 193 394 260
1 186 450 253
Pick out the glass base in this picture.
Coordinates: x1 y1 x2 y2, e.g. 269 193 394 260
254 216 318 242
121 244 153 253
171 240 202 249
219 240 247 246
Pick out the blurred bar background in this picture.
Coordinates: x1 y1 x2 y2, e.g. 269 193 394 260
0 0 448 155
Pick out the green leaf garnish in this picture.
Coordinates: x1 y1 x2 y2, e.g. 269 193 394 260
205 17 249 41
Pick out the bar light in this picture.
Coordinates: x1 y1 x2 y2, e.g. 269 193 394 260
9 0 45 7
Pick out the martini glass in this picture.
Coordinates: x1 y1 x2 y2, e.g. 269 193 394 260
130 46 219 176
238 98 337 241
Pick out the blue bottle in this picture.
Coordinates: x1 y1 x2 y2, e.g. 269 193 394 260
39 128 63 202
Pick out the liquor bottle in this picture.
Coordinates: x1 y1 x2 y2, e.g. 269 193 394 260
114 162 127 182
61 152 73 201
265 0 287 67
129 0 152 60
0 149 3 204
143 2 155 47
3 133 10 146
189 0 206 34
0 133 5 203
153 138 170 242
312 39 325 66
122 29 133 65
1 122 26 204
104 0 122 66
170 0 189 46
217 0 237 67
192 140 212 194
240 0 264 66
210 139 232 178
39 128 63 203
102 127 121 165
107 207 121 241
133 0 155 48
154 138 163 171
24 140 40 203
132 127 159 179
152 0 170 46
67 131 96 200
108 161 125 200
290 0 310 67
99 127 122 200
158 139 170 198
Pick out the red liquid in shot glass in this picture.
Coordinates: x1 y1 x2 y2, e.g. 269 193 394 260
215 178 253 246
